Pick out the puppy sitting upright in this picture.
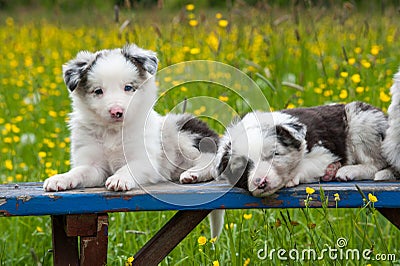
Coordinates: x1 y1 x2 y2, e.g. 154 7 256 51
215 102 389 197
44 44 218 192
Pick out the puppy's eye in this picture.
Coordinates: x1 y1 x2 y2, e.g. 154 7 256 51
93 88 103 95
124 85 136 92
274 152 280 156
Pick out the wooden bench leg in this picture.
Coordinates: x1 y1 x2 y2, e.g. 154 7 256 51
133 210 211 265
51 215 79 266
51 214 108 266
377 208 400 230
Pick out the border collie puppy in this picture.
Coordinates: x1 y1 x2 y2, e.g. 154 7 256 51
214 102 389 197
377 69 400 180
43 44 218 192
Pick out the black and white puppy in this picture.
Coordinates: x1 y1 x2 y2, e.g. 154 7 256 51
43 44 218 192
214 102 389 197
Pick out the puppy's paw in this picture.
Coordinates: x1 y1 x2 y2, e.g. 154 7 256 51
105 175 136 191
43 173 80 191
285 178 299 188
179 171 199 184
336 166 361 181
374 169 396 181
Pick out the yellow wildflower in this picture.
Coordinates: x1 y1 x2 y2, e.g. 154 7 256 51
5 160 13 170
186 4 195 11
306 187 315 195
188 19 198 27
243 213 252 220
380 91 391 102
340 72 348 78
348 58 356 65
218 19 229 28
213 261 220 266
197 236 207 246
356 86 364 94
209 237 217 243
339 89 348 99
351 74 361 83
244 258 251 266
125 256 134 266
368 193 378 203
371 45 380 56
334 193 340 201
215 13 223 19
190 48 200 55
218 95 229 102
361 59 371 68
36 226 43 233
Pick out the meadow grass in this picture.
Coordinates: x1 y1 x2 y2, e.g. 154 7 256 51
0 2 400 265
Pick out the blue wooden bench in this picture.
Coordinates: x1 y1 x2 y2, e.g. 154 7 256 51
1 181 400 265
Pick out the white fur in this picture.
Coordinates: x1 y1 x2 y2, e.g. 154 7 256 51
379 69 400 180
43 45 216 192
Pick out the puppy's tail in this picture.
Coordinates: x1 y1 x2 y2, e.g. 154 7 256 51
209 209 225 239
381 70 400 176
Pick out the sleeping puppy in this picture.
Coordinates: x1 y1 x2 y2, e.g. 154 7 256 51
214 102 389 197
43 44 218 192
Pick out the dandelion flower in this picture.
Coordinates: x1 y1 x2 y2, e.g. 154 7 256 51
215 13 223 19
188 19 198 27
339 89 348 99
186 4 195 11
198 236 207 245
218 19 229 28
368 193 378 203
380 91 391 102
5 160 13 170
361 59 371 68
340 72 348 78
190 48 200 55
36 226 43 233
356 86 364 94
213 261 220 266
370 45 380 56
306 187 315 195
348 58 356 65
351 74 361 83
243 213 252 220
354 47 362 54
244 258 251 266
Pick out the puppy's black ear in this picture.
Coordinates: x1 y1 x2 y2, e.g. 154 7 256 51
275 122 306 150
122 44 158 75
63 51 97 92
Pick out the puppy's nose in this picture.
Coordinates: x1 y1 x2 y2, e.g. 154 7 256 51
109 107 124 119
254 177 268 189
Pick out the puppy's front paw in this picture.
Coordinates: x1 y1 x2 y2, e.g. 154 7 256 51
285 179 299 188
374 169 396 181
336 166 359 181
105 175 136 191
179 171 199 184
43 173 80 191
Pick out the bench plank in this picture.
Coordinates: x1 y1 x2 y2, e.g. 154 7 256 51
1 181 400 216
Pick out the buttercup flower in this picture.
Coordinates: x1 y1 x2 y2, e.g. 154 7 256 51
198 236 207 245
368 193 378 203
306 187 315 195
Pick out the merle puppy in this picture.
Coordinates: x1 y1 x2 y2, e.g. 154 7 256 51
214 102 389 197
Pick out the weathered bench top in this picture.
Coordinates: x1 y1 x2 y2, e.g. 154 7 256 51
1 181 400 216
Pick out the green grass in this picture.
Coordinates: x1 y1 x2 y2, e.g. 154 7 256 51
1 2 400 265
